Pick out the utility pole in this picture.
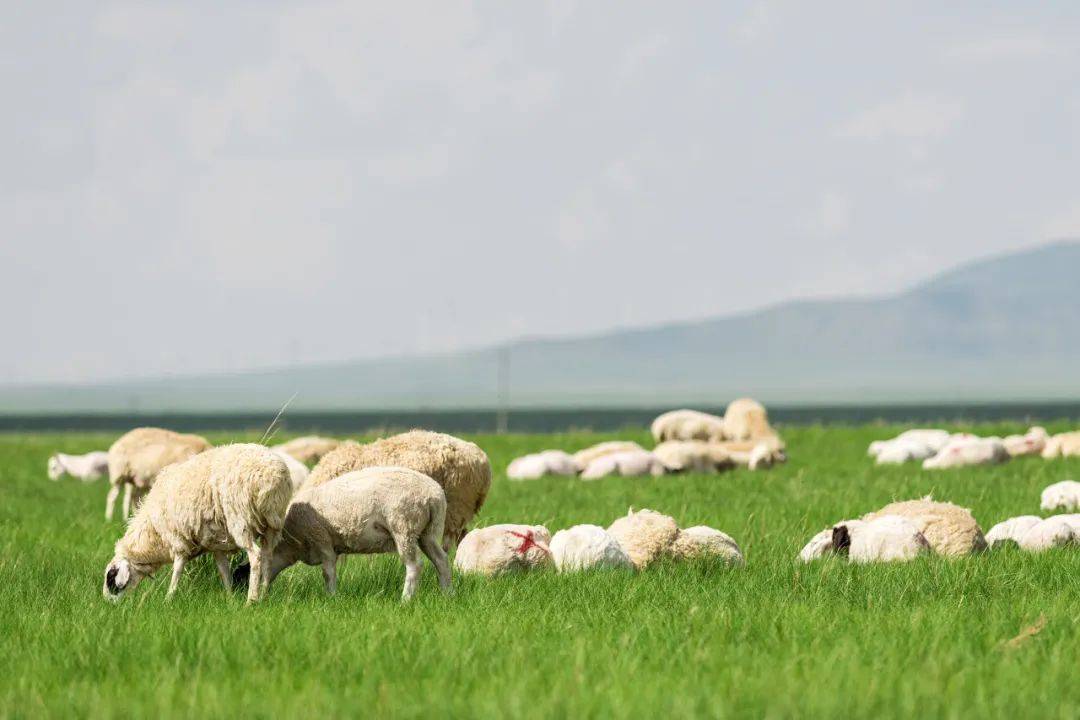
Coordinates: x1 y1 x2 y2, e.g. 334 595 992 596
495 346 510 434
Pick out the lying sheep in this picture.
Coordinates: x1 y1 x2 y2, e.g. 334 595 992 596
272 435 341 465
549 524 633 572
507 450 578 480
1017 514 1080 552
47 451 109 482
607 509 679 569
722 398 775 441
580 450 666 480
106 427 212 520
862 497 986 556
307 430 491 547
985 516 1043 548
1042 431 1080 459
652 441 733 474
1003 427 1049 457
799 516 931 563
874 438 940 465
237 466 451 600
1040 480 1080 513
454 524 552 576
799 519 860 562
922 437 1008 469
650 409 726 443
571 441 645 472
868 429 952 459
272 449 310 491
102 444 292 604
668 526 744 564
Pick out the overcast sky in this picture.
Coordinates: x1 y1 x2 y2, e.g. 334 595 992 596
4 1 1080 384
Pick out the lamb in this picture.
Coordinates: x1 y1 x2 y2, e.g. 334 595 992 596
985 516 1043 548
667 526 744 564
47 451 109 482
101 444 292 604
652 441 733 473
606 509 679 569
272 435 341 465
799 516 931 563
1017 514 1080 552
453 524 552 576
507 450 578 480
549 524 633 572
306 430 491 547
1003 427 1049 457
862 497 986 556
571 441 645 472
580 450 667 479
105 427 212 520
922 436 1008 469
272 449 310 491
237 466 451 600
722 398 776 441
1041 431 1080 459
1040 480 1080 513
650 410 726 443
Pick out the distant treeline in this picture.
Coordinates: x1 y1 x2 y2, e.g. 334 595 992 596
2 403 1079 434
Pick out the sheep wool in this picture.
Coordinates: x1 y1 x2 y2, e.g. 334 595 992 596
985 516 1043 548
1040 480 1080 513
862 497 986 556
102 443 292 604
922 437 1008 469
607 508 679 569
668 526 744 564
1003 427 1048 457
1041 431 1080 459
453 524 553 576
1017 514 1080 552
307 430 491 547
507 450 578 480
580 450 666 480
272 436 341 465
722 398 775 442
653 441 732 473
650 410 726 444
549 524 633 572
842 515 931 564
571 441 646 472
105 427 212 520
272 449 310 492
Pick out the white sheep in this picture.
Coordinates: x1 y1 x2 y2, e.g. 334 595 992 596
862 497 986 556
985 516 1043 548
1017 514 1080 552
102 444 292 604
874 438 939 465
580 450 667 480
668 526 744 564
1003 427 1049 457
47 451 109 482
507 450 578 480
799 516 930 563
799 520 861 562
1042 431 1080 459
453 524 552 576
606 508 679 569
272 435 341 465
244 466 451 600
652 441 732 473
868 429 951 459
106 427 212 520
549 524 633 572
650 409 726 443
272 449 310 492
571 441 645 472
922 436 1009 469
722 398 776 441
1040 480 1080 513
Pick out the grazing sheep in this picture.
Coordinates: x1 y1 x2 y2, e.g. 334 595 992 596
1040 480 1080 513
307 430 491 547
549 524 633 572
453 524 552 576
272 449 310 492
863 498 986 556
102 444 292 604
106 427 212 521
653 441 733 474
571 441 645 472
650 410 726 444
272 436 341 465
668 526 744 564
722 398 775 441
922 437 1008 469
580 450 667 480
47 451 109 482
606 509 679 569
239 466 451 600
1042 431 1080 459
507 450 578 480
799 516 931 563
1017 514 1080 552
868 429 952 459
985 516 1043 548
1003 427 1049 457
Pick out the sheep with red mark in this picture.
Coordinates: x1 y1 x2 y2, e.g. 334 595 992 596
453 524 552 576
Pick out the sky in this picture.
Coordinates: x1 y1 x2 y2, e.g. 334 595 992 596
4 1 1080 384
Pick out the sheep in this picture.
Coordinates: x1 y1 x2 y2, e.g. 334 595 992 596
1003 427 1049 457
549 524 633 572
272 435 341 465
985 516 1043 548
507 450 578 480
101 444 292 604
668 526 744 564
652 441 733 473
709 437 787 470
237 466 451 600
1042 431 1080 459
873 438 940 465
650 410 726 443
867 429 951 459
307 430 491 547
580 450 667 480
863 497 986 556
105 427 212 521
453 524 552 576
722 398 776 441
47 451 109 482
606 508 679 569
799 516 931 563
571 441 645 472
799 519 862 562
272 449 310 492
1040 480 1080 513
922 436 1008 469
1017 514 1080 552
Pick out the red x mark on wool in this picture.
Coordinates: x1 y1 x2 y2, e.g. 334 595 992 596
509 530 550 556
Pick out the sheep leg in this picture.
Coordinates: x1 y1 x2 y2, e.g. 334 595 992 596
419 535 452 593
397 537 422 602
105 484 120 520
246 547 264 604
214 552 232 590
122 484 134 519
321 554 338 595
166 556 187 598
259 533 280 594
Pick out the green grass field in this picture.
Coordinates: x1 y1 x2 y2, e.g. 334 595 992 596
2 425 1080 719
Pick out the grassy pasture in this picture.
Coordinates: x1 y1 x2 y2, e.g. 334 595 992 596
2 425 1079 719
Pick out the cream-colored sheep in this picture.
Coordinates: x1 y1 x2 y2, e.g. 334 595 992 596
650 410 726 443
799 519 862 562
272 435 341 465
580 450 667 480
1042 431 1080 459
102 444 292 604
571 441 645 472
722 398 776 441
652 441 733 473
716 436 787 470
922 437 1008 469
1003 427 1048 457
507 450 578 480
606 508 679 569
106 427 211 521
668 526 744 564
1017 514 1080 552
453 524 552 576
1040 480 1080 513
48 451 109 482
549 524 633 572
799 517 930 563
863 497 986 556
985 516 1043 548
246 466 451 600
272 449 310 491
307 430 491 547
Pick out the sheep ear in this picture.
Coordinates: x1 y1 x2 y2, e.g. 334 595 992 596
831 525 852 554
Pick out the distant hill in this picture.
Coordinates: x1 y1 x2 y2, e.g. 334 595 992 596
5 241 1080 412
